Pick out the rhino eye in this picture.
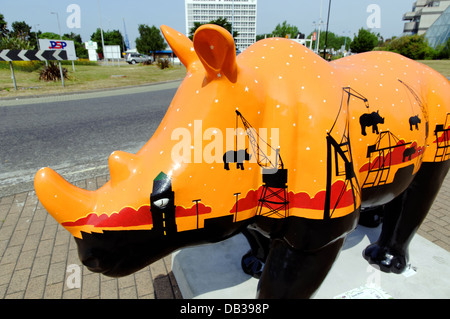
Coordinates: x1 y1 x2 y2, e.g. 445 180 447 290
153 198 169 208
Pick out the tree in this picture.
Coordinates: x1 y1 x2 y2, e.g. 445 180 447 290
308 30 351 51
188 17 238 40
0 13 9 37
350 28 380 53
0 34 34 49
383 34 437 60
91 28 124 56
437 37 450 59
64 32 88 59
39 32 62 40
256 34 271 41
272 21 299 38
0 19 34 49
135 24 165 58
11 21 31 38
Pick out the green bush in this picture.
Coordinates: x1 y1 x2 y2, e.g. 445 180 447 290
435 38 450 59
60 59 98 66
387 35 435 60
39 62 68 81
0 60 43 72
157 58 170 69
379 34 449 60
0 34 34 50
350 28 380 53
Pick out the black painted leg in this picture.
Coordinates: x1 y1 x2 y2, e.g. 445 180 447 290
363 161 450 274
241 228 271 279
359 205 384 228
256 237 345 299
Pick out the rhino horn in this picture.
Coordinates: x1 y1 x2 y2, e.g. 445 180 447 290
34 167 96 227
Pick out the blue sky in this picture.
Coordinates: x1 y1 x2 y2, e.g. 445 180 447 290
2 0 413 48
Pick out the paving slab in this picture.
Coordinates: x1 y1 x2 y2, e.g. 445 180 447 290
172 225 450 299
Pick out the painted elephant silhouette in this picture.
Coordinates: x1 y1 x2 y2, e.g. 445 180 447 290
403 146 417 162
223 149 252 170
34 24 450 298
359 111 385 136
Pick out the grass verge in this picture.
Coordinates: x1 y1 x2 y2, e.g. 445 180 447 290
0 59 448 99
418 59 450 78
0 61 187 98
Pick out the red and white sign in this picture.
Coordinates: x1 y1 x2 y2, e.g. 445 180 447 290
39 39 77 60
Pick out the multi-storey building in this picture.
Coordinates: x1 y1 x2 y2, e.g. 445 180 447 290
403 0 450 35
185 0 257 51
425 5 450 48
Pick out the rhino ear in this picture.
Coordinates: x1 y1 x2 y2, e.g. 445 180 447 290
193 24 238 83
161 25 198 70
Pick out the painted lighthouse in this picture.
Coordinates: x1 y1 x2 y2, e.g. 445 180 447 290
150 172 177 236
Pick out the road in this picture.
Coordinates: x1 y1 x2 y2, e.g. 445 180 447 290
0 81 181 197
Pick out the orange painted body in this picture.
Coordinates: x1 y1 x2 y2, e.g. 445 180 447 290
34 25 450 239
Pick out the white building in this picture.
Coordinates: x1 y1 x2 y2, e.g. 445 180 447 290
403 0 450 35
185 0 257 51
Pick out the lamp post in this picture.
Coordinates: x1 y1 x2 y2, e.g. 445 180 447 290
97 0 106 61
312 20 324 54
34 24 40 49
50 12 62 40
313 0 325 54
343 30 351 56
232 0 234 39
323 0 332 60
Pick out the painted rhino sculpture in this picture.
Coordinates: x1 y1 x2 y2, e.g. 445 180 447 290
34 24 450 298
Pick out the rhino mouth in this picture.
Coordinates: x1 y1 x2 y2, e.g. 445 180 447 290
81 254 110 274
75 228 176 277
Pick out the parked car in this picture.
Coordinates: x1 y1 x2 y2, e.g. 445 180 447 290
126 53 152 64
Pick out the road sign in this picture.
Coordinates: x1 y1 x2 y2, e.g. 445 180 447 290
0 49 68 89
104 45 121 66
39 39 77 60
104 45 121 59
84 41 98 50
0 49 68 61
84 41 98 62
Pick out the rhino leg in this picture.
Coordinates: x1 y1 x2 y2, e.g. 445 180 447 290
359 205 384 228
363 160 450 273
256 237 345 298
241 228 271 279
361 125 367 136
372 124 379 134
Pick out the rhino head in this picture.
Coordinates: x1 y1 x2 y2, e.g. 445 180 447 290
34 24 272 277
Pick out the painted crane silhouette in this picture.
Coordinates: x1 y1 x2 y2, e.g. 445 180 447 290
234 110 289 218
324 87 362 220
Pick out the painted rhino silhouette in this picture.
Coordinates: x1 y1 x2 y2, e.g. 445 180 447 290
359 111 385 136
409 115 421 131
223 149 252 170
34 24 450 298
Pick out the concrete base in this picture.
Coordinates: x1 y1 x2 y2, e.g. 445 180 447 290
172 225 450 299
